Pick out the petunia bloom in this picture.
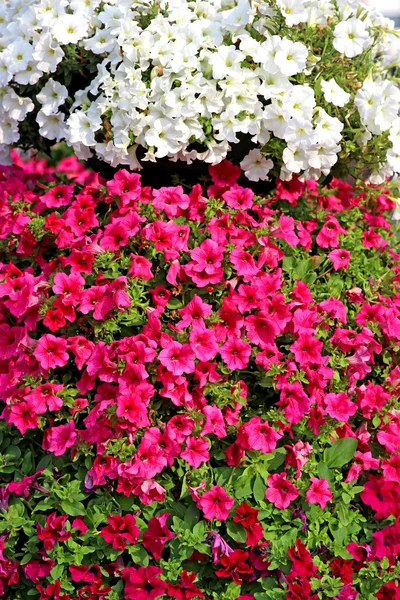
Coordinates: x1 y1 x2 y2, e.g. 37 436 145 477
265 472 299 510
198 486 234 521
305 478 333 509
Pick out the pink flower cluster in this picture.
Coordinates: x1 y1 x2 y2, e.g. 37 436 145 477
1 151 400 599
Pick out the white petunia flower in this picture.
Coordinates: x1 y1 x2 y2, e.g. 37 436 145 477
2 90 34 121
263 102 291 138
333 17 371 58
3 40 33 74
284 117 315 149
387 148 400 173
37 110 66 141
306 142 340 171
37 79 68 115
67 110 101 146
0 117 20 145
274 38 308 76
209 46 245 79
321 78 350 107
240 148 274 181
314 109 343 145
277 0 308 27
33 34 64 73
283 144 308 172
52 14 89 44
143 118 184 158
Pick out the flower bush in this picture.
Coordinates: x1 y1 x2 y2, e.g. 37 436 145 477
1 152 400 599
1 0 400 182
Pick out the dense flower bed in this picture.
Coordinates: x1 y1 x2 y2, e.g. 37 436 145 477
2 0 400 182
1 153 400 599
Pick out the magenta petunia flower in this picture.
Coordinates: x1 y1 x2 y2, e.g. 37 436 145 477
201 405 227 439
220 336 251 371
198 486 234 521
181 436 210 469
122 566 167 600
305 478 333 509
242 416 282 454
265 472 299 510
33 334 69 370
43 420 77 456
158 341 195 376
328 249 351 270
324 392 357 422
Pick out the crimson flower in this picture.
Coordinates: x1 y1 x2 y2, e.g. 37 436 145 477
142 513 175 559
122 566 167 600
215 549 253 584
99 514 139 550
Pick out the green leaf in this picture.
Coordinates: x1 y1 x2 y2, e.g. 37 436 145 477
317 462 333 485
5 445 21 460
60 500 85 516
221 582 242 600
50 563 64 581
167 297 183 309
21 451 33 474
294 259 316 284
282 256 293 272
226 521 247 544
268 448 287 471
184 504 200 527
336 503 351 527
253 475 266 503
128 544 149 566
324 438 357 468
192 520 206 540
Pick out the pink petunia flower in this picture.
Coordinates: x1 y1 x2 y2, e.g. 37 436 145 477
242 417 282 454
190 325 219 361
152 186 189 218
43 421 77 456
222 185 254 210
328 249 351 270
7 401 39 434
33 334 69 370
122 566 167 600
209 160 241 187
142 513 175 560
220 337 251 371
201 405 227 439
129 254 154 280
177 295 212 329
290 333 323 367
271 215 299 247
25 383 64 414
324 392 357 422
41 184 74 208
181 436 210 468
198 486 234 521
158 341 195 376
265 472 299 509
100 515 139 551
107 169 141 203
305 478 332 509
316 217 346 248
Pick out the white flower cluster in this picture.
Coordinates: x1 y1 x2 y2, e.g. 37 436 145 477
1 0 400 182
